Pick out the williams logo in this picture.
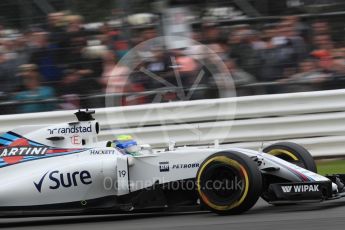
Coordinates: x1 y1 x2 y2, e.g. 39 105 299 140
34 170 92 192
0 147 48 157
281 184 319 193
48 125 92 135
159 162 169 172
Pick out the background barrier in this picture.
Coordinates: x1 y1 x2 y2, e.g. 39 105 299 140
2 89 345 158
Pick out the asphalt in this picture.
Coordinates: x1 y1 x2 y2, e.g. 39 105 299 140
1 199 345 230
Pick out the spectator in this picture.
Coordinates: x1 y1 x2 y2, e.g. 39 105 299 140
185 31 208 61
259 36 285 82
283 59 327 92
101 23 129 59
106 60 130 94
311 50 335 75
65 15 85 34
2 38 18 61
226 59 256 95
13 35 33 68
282 20 308 63
1 8 345 113
283 15 310 40
13 64 56 113
229 28 261 80
63 14 90 70
259 21 307 85
100 50 118 93
29 31 63 84
144 48 174 89
332 49 345 75
0 51 16 95
174 49 199 87
271 23 299 69
312 21 330 36
313 34 334 51
58 69 83 95
46 12 66 46
136 28 160 58
64 36 101 95
203 23 221 45
310 33 336 77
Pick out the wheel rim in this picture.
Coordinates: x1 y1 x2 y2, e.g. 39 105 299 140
197 156 249 211
202 164 243 203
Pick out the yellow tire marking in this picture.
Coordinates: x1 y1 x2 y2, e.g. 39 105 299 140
268 149 299 161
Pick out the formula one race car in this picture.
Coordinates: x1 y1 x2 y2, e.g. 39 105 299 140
0 110 344 216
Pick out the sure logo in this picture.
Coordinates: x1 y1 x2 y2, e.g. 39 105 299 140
34 170 92 192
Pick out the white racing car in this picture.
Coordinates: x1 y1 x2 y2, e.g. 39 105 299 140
0 110 344 216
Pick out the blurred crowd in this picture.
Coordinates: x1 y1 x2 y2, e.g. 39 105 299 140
1 12 345 114
224 16 345 93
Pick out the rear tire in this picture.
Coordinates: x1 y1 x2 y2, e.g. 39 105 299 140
261 142 317 204
196 151 262 215
263 142 317 173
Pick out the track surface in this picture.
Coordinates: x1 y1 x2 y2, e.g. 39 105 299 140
1 199 345 230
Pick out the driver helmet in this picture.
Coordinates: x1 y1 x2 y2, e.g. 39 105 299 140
113 135 139 155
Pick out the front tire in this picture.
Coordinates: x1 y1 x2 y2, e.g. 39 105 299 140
196 151 262 215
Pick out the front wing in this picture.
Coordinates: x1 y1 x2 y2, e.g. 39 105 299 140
267 181 333 203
